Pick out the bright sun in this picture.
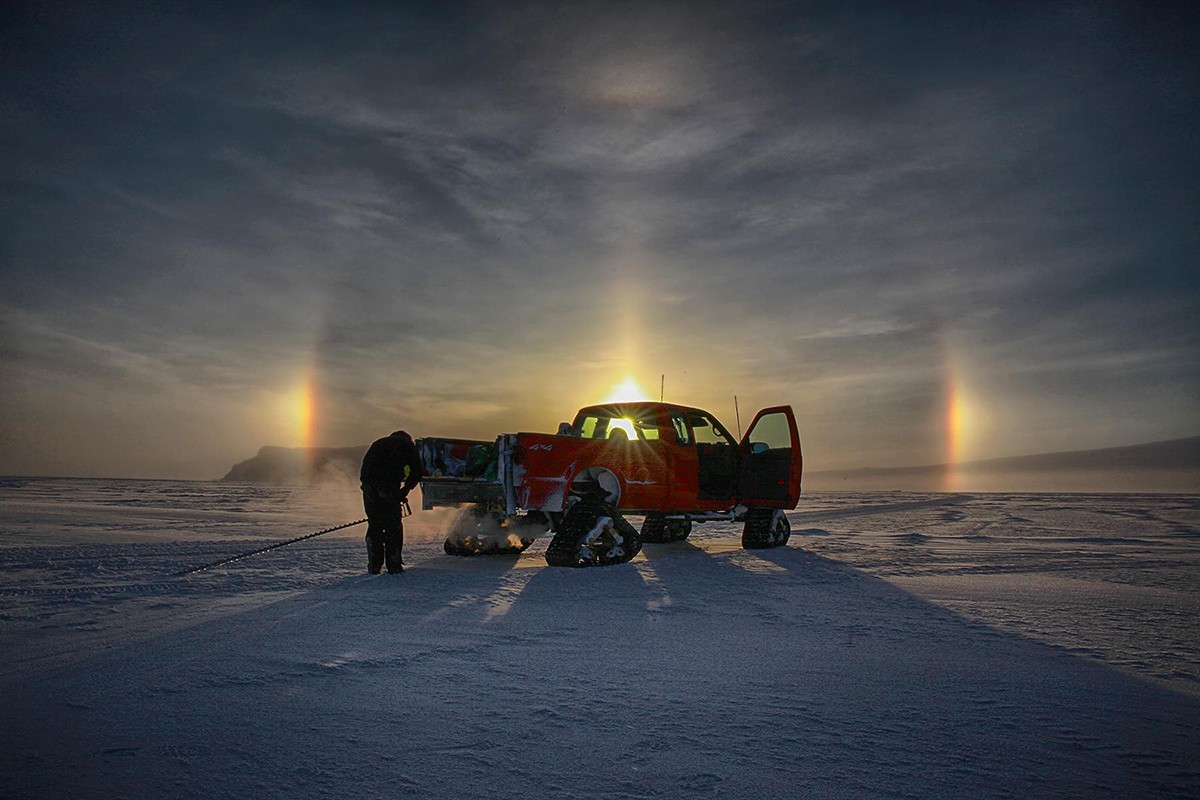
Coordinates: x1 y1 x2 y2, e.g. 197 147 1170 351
603 377 650 403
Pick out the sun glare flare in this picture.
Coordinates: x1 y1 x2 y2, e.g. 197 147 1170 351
609 418 639 439
603 377 651 403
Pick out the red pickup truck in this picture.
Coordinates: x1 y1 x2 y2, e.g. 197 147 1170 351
418 401 802 567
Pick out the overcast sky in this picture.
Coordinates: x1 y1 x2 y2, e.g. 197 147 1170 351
2 1 1197 479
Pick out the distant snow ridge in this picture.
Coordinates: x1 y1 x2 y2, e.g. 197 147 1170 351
806 436 1200 492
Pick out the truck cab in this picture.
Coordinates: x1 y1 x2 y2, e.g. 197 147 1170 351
558 402 802 514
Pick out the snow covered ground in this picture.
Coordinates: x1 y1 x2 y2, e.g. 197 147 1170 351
1 478 1197 799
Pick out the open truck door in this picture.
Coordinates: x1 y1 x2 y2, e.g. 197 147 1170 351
737 406 802 508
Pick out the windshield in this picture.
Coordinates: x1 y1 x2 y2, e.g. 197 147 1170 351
687 412 734 445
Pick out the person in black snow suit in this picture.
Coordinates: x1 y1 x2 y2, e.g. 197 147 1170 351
359 430 424 574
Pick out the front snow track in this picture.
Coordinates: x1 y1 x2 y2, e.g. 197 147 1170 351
741 508 791 549
544 502 643 567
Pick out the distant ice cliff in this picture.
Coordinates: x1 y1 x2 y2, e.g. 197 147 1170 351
221 445 369 484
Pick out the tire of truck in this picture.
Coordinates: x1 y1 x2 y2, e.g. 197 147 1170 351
545 501 642 567
640 512 693 543
443 504 542 557
741 508 791 549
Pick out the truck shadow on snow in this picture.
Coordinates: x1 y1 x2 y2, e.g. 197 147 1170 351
264 519 1199 723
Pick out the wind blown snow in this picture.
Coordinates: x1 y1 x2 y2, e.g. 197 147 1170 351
1 479 1197 799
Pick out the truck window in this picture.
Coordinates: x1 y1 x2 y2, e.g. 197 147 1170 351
577 414 643 441
670 411 691 444
746 411 792 451
689 412 734 446
607 418 638 440
623 413 662 441
577 415 603 439
635 419 660 441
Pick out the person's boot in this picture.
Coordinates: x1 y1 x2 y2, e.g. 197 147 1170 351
384 525 404 573
366 535 385 574
385 541 404 574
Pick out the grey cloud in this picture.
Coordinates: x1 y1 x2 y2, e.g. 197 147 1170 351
1 1 1196 477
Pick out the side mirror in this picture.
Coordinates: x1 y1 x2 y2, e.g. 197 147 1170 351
750 442 770 454
556 422 574 436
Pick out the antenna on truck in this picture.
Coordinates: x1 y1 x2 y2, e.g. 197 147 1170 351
660 374 665 402
734 395 742 439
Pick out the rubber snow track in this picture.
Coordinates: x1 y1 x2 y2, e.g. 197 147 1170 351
544 503 642 567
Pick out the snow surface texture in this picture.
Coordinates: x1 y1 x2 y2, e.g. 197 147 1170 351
1 478 1198 799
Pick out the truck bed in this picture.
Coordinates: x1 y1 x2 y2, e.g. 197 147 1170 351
417 437 506 510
